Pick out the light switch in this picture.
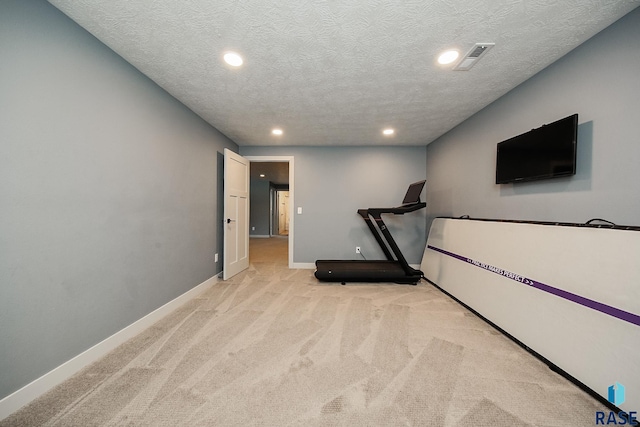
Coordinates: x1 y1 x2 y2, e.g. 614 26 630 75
297 207 302 215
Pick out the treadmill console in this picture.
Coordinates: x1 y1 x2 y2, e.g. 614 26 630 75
401 180 426 206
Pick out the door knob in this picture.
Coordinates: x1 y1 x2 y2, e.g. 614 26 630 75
226 218 235 224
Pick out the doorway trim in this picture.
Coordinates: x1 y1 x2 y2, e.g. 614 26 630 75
245 156 295 269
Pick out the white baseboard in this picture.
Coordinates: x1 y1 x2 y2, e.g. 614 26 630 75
0 275 218 421
291 262 315 269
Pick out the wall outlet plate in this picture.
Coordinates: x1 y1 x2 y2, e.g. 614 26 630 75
356 247 361 254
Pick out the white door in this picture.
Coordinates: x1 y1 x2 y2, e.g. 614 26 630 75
223 149 250 280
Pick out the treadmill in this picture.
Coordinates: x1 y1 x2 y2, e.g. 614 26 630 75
314 180 426 284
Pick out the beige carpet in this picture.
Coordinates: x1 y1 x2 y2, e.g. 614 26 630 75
2 236 607 426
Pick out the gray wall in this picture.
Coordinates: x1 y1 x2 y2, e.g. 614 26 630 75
0 0 237 399
426 8 640 230
250 179 271 236
240 146 427 264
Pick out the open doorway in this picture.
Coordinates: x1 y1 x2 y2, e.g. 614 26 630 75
272 189 290 236
246 156 294 268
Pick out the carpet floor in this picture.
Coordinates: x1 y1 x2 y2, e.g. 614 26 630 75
2 237 607 426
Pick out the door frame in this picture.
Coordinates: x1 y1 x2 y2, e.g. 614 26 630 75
244 156 294 269
270 186 277 236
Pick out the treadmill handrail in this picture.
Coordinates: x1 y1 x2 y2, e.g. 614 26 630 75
366 201 426 216
357 209 394 260
360 202 426 276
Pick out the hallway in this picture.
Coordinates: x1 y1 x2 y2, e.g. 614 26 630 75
249 236 288 266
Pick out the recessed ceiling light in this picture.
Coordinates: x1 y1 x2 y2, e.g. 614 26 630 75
259 174 265 178
272 128 283 135
383 128 395 136
223 52 243 67
437 50 459 65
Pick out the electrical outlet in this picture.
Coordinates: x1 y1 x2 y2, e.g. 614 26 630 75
356 246 361 254
215 253 218 262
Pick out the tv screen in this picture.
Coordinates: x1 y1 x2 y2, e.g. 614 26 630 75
496 114 578 184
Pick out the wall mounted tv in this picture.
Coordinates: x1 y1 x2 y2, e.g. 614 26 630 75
496 114 578 184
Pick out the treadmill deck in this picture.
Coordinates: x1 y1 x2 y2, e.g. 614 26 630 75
315 260 421 284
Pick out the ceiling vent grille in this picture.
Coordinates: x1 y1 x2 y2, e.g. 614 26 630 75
453 43 495 71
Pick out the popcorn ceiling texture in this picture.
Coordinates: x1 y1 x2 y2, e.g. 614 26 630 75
48 0 639 146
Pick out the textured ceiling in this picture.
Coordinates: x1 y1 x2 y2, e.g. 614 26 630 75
48 0 639 146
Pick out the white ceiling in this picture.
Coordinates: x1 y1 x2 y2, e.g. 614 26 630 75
48 0 639 147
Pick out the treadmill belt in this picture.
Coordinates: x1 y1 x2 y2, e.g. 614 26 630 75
315 260 419 284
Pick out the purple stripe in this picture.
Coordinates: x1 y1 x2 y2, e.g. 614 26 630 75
427 245 640 327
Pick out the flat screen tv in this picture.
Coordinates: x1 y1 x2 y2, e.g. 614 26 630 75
496 114 578 184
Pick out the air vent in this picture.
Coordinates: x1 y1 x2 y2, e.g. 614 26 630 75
453 43 495 71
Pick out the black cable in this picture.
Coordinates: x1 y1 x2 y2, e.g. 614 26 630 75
585 218 617 227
